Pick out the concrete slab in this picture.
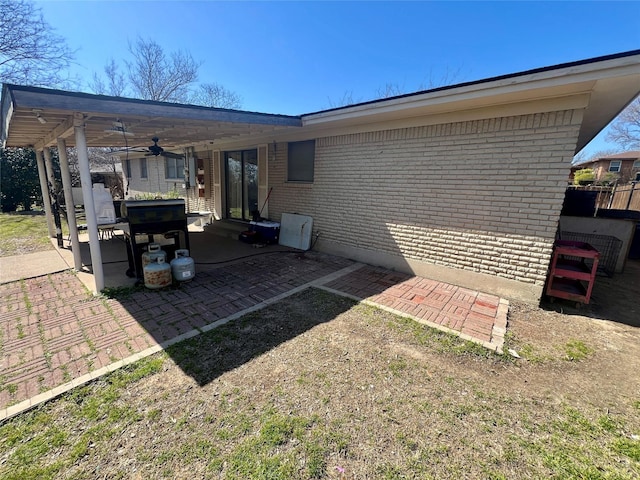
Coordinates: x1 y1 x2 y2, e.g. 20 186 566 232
0 249 69 284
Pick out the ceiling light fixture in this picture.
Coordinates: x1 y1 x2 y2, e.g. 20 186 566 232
104 120 135 137
32 109 47 124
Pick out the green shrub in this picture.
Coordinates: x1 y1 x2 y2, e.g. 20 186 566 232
573 168 595 185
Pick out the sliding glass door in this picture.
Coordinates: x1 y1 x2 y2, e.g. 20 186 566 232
225 149 258 221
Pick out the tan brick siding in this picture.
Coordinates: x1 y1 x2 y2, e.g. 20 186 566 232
268 110 582 286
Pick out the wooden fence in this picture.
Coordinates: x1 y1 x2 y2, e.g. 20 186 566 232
568 183 640 212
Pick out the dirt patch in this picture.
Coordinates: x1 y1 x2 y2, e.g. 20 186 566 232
504 301 638 409
2 287 638 479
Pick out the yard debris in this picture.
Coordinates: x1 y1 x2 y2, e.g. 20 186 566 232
508 348 521 358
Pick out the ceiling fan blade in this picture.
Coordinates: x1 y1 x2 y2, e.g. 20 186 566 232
162 151 184 159
144 151 183 158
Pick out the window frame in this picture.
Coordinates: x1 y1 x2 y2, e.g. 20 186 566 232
608 160 622 173
633 160 640 169
139 158 148 179
165 156 185 180
287 140 315 183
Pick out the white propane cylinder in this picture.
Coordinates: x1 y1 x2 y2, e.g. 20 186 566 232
144 257 172 289
170 249 195 282
141 243 166 268
92 183 116 224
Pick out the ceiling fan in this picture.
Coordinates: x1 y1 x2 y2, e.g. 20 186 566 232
145 137 184 159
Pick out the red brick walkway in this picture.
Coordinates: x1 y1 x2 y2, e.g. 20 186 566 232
322 265 508 347
0 253 507 418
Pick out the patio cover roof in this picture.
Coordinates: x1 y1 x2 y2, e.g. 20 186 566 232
0 85 302 151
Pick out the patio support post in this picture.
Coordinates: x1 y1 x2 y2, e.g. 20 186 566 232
35 149 55 237
43 147 64 247
74 115 105 293
57 138 82 271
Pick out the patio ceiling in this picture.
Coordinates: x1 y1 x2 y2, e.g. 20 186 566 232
0 84 302 151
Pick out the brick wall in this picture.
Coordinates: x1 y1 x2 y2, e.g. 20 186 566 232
268 110 582 288
596 158 640 184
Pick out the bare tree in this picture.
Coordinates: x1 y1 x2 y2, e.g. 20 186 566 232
572 150 588 165
606 97 640 150
326 66 465 109
327 91 362 108
375 83 406 99
190 83 243 109
125 37 201 102
0 0 74 87
573 148 621 165
91 37 242 108
90 58 127 96
417 66 464 91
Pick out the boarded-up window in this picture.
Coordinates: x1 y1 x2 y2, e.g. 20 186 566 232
287 140 315 182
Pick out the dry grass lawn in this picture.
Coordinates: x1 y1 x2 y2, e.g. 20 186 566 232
1 287 638 479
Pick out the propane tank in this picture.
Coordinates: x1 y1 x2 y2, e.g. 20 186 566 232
143 256 172 289
142 243 166 268
170 249 195 282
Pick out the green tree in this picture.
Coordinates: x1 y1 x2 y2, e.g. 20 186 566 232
0 148 41 212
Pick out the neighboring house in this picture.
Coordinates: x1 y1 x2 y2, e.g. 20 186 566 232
574 151 640 184
2 50 640 302
91 157 125 198
122 154 183 197
121 152 209 212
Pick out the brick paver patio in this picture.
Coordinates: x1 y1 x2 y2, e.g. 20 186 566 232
0 251 507 419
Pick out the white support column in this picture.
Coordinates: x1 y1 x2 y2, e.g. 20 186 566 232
74 116 104 293
43 147 63 246
57 138 82 271
35 149 55 237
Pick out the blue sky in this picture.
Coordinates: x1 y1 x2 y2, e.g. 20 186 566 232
35 1 640 157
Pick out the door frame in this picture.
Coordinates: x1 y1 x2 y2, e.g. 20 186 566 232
224 149 258 221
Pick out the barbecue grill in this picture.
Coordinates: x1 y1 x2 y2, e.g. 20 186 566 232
120 199 190 279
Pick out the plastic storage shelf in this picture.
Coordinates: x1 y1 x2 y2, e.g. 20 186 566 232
546 240 600 305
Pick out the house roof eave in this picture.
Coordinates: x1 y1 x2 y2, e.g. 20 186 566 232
301 50 640 154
